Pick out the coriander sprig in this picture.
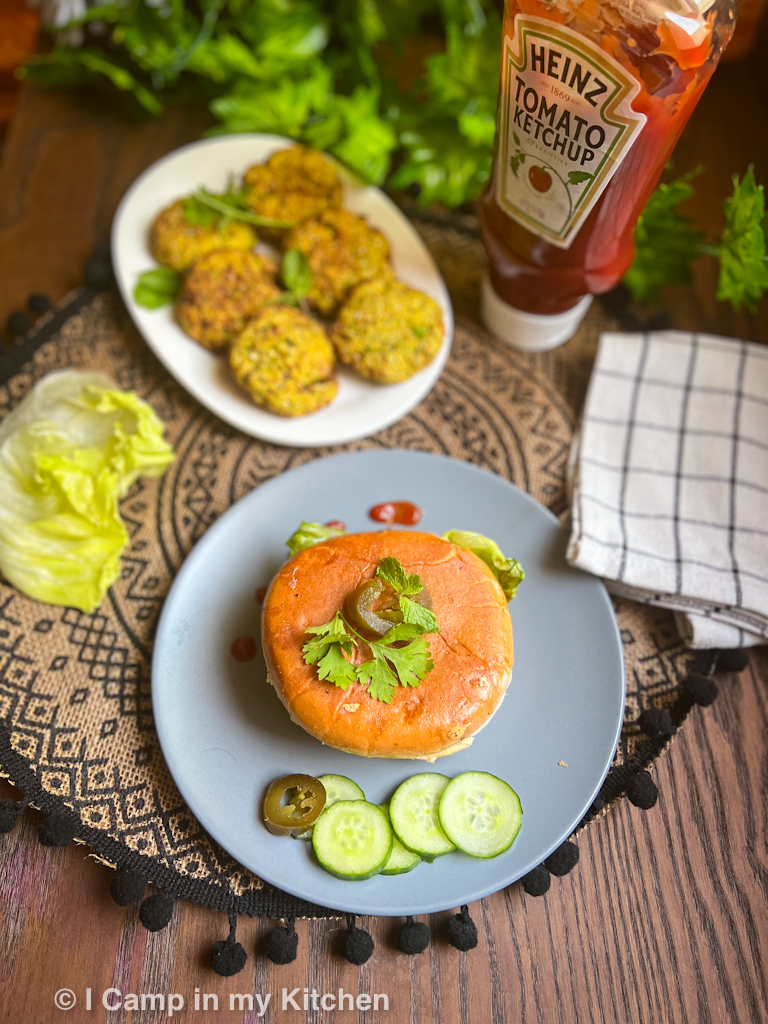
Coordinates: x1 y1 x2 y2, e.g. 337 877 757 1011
625 165 768 313
301 557 439 704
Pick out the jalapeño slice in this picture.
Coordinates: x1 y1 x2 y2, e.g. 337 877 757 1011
263 774 326 836
345 579 433 639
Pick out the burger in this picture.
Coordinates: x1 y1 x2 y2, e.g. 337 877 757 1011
261 523 524 761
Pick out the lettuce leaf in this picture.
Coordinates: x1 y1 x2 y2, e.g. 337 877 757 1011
0 370 175 613
443 529 524 601
286 520 346 556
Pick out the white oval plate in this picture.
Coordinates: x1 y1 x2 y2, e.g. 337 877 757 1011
111 134 453 448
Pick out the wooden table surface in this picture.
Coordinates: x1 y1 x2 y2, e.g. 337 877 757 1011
1 50 768 1024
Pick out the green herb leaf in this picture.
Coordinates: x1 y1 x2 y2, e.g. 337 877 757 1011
444 529 525 601
355 649 398 703
377 556 422 596
623 170 703 304
287 520 346 556
191 187 292 228
376 631 433 688
133 268 182 309
182 195 221 227
282 248 313 297
716 165 768 313
302 612 358 689
399 596 439 633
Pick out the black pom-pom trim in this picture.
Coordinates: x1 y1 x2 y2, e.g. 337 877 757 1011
7 311 32 338
522 865 551 897
38 810 78 847
139 892 175 932
715 649 748 674
589 791 607 815
0 795 28 834
545 840 579 877
211 913 247 977
627 770 658 809
344 914 374 965
446 906 478 951
681 672 718 707
110 868 146 906
638 706 675 740
265 917 298 964
28 293 53 314
399 916 430 955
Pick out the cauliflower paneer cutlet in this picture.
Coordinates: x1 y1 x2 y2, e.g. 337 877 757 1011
331 276 444 384
244 146 343 234
284 209 390 317
175 250 279 351
229 306 337 417
150 199 257 272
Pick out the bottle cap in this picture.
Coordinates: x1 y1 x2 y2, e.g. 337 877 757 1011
481 275 592 352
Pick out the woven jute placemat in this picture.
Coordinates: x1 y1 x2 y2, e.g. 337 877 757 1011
0 221 695 920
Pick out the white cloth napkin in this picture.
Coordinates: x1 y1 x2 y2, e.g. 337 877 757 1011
567 330 768 648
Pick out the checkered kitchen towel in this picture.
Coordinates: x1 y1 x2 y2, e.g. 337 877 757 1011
567 331 768 648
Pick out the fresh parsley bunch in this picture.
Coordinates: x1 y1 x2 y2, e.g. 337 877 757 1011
22 0 501 206
302 556 439 704
624 165 768 314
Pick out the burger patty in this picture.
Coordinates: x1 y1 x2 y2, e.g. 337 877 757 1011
261 530 514 760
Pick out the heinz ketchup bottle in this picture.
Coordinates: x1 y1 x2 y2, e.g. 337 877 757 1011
480 0 736 350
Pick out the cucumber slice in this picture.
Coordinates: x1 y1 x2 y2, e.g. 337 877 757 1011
389 773 455 859
312 800 392 880
295 775 365 840
379 803 421 875
438 772 522 858
318 775 366 803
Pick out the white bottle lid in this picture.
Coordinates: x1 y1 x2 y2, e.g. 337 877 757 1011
481 274 593 352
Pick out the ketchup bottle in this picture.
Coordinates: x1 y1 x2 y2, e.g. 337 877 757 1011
480 0 736 350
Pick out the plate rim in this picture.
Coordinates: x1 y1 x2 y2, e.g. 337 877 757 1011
111 133 454 448
152 450 626 916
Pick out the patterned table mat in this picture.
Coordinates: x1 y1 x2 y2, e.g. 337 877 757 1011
0 223 694 917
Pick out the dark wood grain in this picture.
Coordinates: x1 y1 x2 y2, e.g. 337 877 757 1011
1 48 768 1024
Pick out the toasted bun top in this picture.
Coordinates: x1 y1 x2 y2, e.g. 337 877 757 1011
261 530 513 759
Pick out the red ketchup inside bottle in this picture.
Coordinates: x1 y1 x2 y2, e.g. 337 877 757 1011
369 501 423 526
480 0 735 319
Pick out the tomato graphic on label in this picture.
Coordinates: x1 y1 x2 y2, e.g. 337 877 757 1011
528 165 552 193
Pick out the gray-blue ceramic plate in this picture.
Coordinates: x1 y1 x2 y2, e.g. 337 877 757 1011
153 450 624 916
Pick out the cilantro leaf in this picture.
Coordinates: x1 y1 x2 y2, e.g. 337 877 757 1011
444 529 524 601
287 521 346 556
376 556 422 596
282 248 313 297
302 612 357 689
356 649 398 703
400 596 439 633
182 195 220 227
377 632 433 688
623 170 703 304
133 268 182 310
717 165 768 313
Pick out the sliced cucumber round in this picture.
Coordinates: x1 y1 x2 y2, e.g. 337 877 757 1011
379 803 421 875
296 775 365 840
438 771 522 859
389 773 455 860
312 800 392 880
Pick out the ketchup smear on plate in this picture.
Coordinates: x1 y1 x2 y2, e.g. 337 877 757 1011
325 520 346 530
230 636 256 661
369 502 422 526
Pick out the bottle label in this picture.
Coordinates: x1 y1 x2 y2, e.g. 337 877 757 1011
496 15 647 249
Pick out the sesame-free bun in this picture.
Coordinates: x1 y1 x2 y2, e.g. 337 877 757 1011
261 531 513 760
